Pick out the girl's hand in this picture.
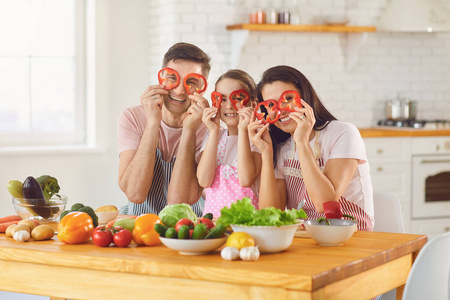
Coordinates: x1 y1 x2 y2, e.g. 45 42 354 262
290 99 316 145
237 106 253 132
202 107 220 132
140 84 168 126
248 113 272 154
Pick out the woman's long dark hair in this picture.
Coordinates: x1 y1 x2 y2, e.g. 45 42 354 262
256 65 337 165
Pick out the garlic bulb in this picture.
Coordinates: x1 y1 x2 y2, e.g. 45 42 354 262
239 246 260 261
13 230 31 242
221 246 240 261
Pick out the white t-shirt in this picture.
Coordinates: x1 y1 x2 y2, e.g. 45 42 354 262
274 121 374 222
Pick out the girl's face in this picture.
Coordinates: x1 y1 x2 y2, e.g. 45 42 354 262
261 81 301 134
216 78 248 127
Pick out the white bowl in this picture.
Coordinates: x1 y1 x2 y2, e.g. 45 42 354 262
96 211 119 225
324 15 350 26
230 223 300 253
304 219 357 246
159 236 228 255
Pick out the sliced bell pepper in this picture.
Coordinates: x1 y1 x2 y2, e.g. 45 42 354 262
158 67 180 90
57 211 94 244
183 73 207 95
211 91 223 108
229 89 250 110
254 100 280 124
323 201 355 220
278 90 302 112
132 213 162 246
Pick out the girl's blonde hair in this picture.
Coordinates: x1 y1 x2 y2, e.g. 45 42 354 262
215 69 257 105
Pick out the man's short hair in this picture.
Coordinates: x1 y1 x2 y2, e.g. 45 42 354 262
162 42 211 77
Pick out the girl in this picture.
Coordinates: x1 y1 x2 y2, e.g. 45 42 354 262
248 65 374 231
197 69 261 217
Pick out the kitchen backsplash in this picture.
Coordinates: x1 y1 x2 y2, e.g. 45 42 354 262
148 0 450 127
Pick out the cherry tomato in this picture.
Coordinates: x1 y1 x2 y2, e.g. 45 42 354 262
92 228 113 247
175 218 194 232
197 218 214 230
113 228 133 247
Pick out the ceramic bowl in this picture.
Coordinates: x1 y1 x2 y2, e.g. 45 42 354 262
230 222 300 253
304 219 357 246
12 195 67 223
159 236 228 255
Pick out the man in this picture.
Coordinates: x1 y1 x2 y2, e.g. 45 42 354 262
117 42 210 216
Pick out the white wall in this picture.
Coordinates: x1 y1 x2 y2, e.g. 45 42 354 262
1 0 449 216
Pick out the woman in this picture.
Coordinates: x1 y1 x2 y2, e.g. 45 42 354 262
248 65 374 230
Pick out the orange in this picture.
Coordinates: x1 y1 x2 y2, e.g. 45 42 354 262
226 232 255 250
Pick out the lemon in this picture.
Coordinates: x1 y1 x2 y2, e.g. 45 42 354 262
95 205 118 212
226 232 255 250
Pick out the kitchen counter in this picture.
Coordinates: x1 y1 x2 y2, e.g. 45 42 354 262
359 127 450 138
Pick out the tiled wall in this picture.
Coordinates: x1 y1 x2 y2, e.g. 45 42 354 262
148 0 450 127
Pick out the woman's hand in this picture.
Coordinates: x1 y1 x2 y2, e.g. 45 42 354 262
290 99 316 146
140 85 168 126
202 107 220 132
237 106 253 132
248 113 272 154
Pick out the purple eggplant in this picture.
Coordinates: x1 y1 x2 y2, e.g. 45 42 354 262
22 176 52 218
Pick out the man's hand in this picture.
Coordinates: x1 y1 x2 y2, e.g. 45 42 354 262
183 93 210 130
140 85 168 126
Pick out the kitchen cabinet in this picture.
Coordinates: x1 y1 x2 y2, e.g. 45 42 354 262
410 218 450 239
226 23 376 70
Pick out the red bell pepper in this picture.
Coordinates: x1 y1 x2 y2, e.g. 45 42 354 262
323 201 355 220
229 89 250 110
211 91 223 108
254 100 280 124
278 90 302 112
183 73 207 95
158 67 180 90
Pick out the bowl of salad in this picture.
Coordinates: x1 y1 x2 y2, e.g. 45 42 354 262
218 198 307 253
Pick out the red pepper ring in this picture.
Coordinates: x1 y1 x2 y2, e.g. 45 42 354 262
183 73 207 95
211 91 223 108
229 89 250 111
254 100 280 124
278 90 302 112
157 67 180 90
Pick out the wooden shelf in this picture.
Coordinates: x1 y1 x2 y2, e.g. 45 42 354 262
226 23 377 33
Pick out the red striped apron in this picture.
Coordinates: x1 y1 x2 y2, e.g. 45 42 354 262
284 140 373 231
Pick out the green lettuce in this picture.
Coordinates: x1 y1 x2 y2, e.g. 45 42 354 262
217 198 307 227
158 203 198 227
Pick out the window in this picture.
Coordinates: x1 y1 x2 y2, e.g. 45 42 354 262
0 0 89 148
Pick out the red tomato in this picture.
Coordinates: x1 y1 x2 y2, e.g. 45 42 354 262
92 229 113 247
197 218 214 230
175 219 194 232
113 229 133 247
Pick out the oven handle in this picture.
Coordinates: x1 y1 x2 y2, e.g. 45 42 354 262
421 159 450 164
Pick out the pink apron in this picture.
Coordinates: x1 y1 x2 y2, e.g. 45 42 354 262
284 135 373 231
204 132 258 217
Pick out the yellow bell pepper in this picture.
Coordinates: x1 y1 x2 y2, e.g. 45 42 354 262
58 211 94 244
132 213 161 246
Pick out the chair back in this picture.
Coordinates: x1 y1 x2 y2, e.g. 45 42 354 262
403 232 450 300
373 191 404 233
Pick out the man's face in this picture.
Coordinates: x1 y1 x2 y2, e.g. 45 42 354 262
162 60 205 115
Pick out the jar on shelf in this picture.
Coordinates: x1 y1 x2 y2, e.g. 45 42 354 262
278 9 290 24
256 9 266 24
267 7 278 24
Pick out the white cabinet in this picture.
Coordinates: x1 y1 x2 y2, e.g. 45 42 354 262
410 218 450 239
364 138 412 232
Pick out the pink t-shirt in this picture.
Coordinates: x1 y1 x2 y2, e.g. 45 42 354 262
274 121 374 223
117 105 207 162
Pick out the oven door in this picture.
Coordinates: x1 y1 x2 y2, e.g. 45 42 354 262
412 155 450 219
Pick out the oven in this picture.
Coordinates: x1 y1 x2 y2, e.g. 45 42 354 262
412 137 450 219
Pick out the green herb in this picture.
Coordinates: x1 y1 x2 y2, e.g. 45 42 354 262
217 198 307 227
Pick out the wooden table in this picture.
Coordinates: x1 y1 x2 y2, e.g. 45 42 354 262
0 230 427 300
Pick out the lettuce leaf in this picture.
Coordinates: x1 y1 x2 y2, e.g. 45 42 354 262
217 198 307 227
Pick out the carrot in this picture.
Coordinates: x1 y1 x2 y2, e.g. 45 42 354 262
0 220 20 232
0 215 22 224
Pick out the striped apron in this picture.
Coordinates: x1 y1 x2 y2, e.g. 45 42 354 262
284 135 372 231
127 148 204 217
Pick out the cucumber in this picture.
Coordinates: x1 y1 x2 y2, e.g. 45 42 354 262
205 224 226 239
192 223 208 239
178 225 190 239
203 213 213 220
165 228 178 239
154 223 168 237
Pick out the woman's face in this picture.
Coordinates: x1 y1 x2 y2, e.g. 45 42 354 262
216 78 246 127
261 81 301 133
